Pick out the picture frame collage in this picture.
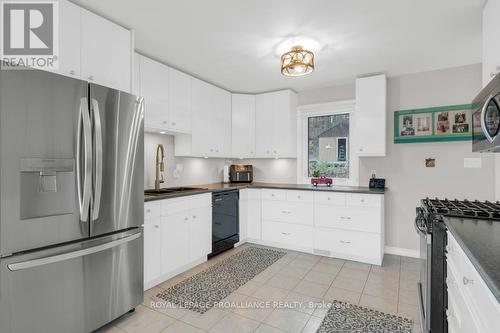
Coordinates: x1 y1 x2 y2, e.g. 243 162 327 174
394 104 472 143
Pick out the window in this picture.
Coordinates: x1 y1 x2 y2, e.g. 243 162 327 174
297 101 358 185
308 114 350 179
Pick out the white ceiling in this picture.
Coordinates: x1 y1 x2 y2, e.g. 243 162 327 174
73 0 484 93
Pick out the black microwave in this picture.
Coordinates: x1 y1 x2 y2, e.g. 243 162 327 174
472 74 500 152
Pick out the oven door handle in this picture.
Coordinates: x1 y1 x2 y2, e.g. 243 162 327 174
415 207 428 235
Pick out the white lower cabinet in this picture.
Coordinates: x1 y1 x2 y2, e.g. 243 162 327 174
143 194 212 290
253 189 384 265
446 231 500 333
239 189 262 241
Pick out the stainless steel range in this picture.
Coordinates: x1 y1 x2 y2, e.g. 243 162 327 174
416 198 500 333
0 69 145 333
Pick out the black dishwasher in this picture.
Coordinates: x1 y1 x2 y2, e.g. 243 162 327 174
210 190 239 257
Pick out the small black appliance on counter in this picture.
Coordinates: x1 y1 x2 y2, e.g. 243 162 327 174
369 178 385 189
229 164 253 183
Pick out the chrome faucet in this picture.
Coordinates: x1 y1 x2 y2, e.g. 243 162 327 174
155 144 165 191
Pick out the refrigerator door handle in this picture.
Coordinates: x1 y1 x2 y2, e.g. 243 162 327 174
77 97 92 222
7 232 141 271
91 98 103 220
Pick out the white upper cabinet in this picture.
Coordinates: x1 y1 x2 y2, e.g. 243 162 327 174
137 55 170 131
353 74 387 157
232 94 256 158
483 0 500 87
255 90 297 158
81 8 132 92
168 68 192 133
175 78 231 157
57 0 81 78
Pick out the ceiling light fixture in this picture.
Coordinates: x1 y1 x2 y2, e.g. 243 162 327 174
281 45 314 77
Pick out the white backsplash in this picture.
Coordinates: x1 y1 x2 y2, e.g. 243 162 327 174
144 133 298 189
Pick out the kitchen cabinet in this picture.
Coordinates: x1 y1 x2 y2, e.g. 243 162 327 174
56 0 81 78
137 54 170 131
255 90 297 158
143 194 211 290
232 94 256 158
175 78 231 157
239 189 262 241
446 231 500 333
483 0 500 87
169 68 192 133
353 74 386 157
255 189 384 265
81 8 132 92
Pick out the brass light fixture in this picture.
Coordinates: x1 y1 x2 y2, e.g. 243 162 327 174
280 45 315 76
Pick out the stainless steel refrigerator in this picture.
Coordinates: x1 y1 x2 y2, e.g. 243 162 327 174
0 69 144 333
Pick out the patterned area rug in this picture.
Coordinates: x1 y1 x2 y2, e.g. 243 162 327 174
317 301 413 333
156 247 286 313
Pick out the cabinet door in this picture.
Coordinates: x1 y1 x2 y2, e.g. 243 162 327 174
168 68 192 133
144 218 161 284
212 87 232 156
232 94 256 158
139 55 170 130
161 213 190 275
246 199 262 240
191 78 213 156
255 93 274 157
272 90 296 157
354 74 386 156
81 9 131 92
189 207 211 261
483 0 500 87
56 0 81 78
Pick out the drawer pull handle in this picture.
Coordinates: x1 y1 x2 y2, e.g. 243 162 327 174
281 232 291 236
154 225 159 229
184 217 189 221
297 195 301 199
462 277 474 285
340 240 351 244
146 209 151 213
281 210 291 214
327 197 331 200
360 199 365 203
340 216 352 220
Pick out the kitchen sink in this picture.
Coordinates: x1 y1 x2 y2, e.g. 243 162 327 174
144 187 208 196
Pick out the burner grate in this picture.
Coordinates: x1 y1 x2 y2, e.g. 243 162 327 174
423 198 500 220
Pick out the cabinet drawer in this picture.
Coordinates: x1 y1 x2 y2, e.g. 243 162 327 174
286 190 313 203
346 193 382 208
314 206 381 233
314 227 381 260
161 198 189 216
262 201 313 226
446 232 500 333
144 201 161 219
261 189 287 201
262 221 313 248
314 192 346 206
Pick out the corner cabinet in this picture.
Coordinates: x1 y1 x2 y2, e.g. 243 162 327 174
353 74 387 157
255 90 298 158
483 0 500 87
232 94 256 158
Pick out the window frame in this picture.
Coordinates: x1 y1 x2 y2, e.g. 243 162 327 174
296 100 358 186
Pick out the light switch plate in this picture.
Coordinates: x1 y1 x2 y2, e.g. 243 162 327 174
464 157 482 169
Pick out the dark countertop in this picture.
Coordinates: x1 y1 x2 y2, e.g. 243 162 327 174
144 182 386 202
444 216 500 303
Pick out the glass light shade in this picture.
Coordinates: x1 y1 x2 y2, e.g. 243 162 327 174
281 45 315 77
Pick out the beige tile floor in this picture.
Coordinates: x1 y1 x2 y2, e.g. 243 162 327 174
95 244 421 333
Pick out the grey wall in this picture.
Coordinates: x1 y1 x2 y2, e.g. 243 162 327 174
300 63 495 252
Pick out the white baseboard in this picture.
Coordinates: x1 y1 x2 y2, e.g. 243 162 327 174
384 246 419 258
